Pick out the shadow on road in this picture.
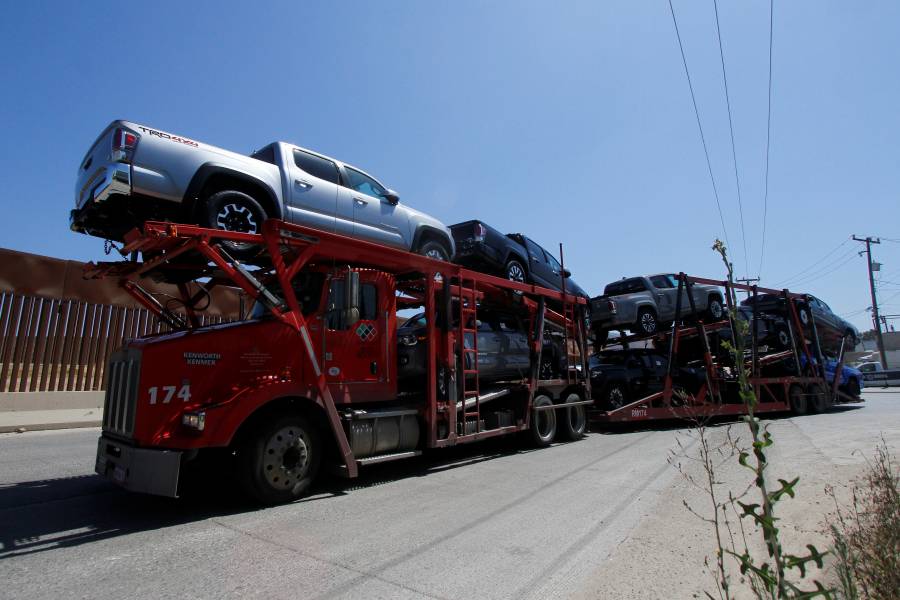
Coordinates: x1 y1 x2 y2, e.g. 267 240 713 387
0 434 537 559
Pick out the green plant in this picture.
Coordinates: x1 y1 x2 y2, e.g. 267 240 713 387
710 239 831 598
827 438 900 599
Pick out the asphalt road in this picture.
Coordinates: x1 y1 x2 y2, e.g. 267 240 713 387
1 391 897 600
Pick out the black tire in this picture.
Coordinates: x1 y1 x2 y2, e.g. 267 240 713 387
788 383 807 415
202 190 266 259
418 239 450 261
806 381 829 413
593 327 609 349
635 308 658 336
774 325 791 350
796 303 811 327
530 394 557 446
604 383 628 410
845 377 861 399
559 392 587 440
706 295 725 321
236 413 321 505
505 258 527 284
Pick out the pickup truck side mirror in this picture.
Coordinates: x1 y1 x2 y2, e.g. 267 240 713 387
562 268 572 278
383 189 400 205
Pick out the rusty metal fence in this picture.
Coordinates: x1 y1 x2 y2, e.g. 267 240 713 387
0 247 240 393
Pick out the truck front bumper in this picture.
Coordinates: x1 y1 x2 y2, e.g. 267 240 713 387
95 435 182 498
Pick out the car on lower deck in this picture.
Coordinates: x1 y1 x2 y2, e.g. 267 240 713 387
589 348 706 410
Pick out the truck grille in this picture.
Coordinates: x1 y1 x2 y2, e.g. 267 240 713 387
102 348 141 437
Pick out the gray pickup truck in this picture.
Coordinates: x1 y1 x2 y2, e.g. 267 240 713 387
590 274 724 343
71 120 455 260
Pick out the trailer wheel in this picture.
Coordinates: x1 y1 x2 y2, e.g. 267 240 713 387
807 382 829 413
530 395 557 446
237 413 321 504
788 383 807 415
635 308 658 336
559 393 587 440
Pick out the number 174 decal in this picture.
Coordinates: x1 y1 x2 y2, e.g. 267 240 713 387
148 384 191 404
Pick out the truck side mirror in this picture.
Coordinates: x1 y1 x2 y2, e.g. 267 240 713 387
344 269 360 327
383 189 400 205
562 268 572 278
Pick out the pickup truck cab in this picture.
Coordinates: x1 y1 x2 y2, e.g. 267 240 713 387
590 274 724 343
449 220 587 297
71 121 455 260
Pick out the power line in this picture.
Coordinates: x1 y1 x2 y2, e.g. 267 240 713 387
667 0 731 252
772 238 851 286
712 0 750 276
757 0 775 278
784 249 860 288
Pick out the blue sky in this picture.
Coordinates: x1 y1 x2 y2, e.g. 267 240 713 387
1 1 898 330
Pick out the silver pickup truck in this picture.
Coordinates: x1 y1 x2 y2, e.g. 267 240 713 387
590 274 724 343
71 121 455 260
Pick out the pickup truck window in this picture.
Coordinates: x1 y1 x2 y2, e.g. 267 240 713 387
544 250 562 273
250 145 276 165
604 278 647 295
344 166 387 199
649 275 673 289
524 238 546 263
294 149 341 185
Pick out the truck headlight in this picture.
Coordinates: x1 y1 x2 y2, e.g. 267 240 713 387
182 411 206 431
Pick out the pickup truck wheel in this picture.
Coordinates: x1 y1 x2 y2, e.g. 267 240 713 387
846 377 861 398
418 239 450 261
203 190 266 259
559 392 587 440
530 395 557 446
605 383 628 410
788 383 807 415
635 308 658 336
593 327 609 349
237 413 321 504
505 259 527 284
706 296 724 321
796 303 811 327
775 325 791 349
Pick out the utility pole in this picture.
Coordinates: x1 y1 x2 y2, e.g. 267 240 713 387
853 235 888 368
736 277 760 299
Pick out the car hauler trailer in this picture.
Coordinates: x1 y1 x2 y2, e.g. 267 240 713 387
591 274 863 424
87 220 591 503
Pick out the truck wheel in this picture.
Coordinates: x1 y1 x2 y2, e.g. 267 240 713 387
806 381 829 413
605 383 628 410
797 303 810 327
593 327 609 349
635 308 658 336
417 239 450 261
559 393 587 440
505 259 527 284
788 383 807 415
203 190 267 259
237 413 321 504
775 325 791 350
530 394 557 446
707 296 724 321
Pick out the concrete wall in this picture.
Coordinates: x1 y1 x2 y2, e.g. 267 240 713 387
0 391 103 412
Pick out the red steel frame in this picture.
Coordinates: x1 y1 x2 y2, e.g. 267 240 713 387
86 220 591 474
594 273 863 424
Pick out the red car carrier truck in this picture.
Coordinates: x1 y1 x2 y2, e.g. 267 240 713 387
89 220 591 504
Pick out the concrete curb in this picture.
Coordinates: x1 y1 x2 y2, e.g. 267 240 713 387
0 420 101 434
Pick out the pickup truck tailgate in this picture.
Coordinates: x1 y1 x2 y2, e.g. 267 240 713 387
75 124 120 209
